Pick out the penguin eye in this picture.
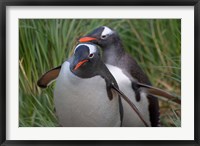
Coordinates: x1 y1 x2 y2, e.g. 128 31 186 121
89 53 94 58
101 35 107 39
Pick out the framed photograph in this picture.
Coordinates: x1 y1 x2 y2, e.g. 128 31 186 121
1 0 200 145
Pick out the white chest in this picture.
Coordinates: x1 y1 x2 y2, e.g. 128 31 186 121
106 64 151 127
54 62 120 127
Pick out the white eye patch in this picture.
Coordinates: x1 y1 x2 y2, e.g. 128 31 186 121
74 43 97 54
87 44 97 54
101 26 113 36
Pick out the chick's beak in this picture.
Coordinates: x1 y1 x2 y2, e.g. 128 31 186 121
79 37 97 43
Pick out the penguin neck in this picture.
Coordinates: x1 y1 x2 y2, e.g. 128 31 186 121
102 41 125 65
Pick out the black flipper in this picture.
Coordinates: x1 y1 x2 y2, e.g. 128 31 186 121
37 66 61 88
105 81 114 101
131 82 141 102
136 82 181 105
118 95 123 127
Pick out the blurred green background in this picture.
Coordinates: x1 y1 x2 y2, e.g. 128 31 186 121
19 19 181 127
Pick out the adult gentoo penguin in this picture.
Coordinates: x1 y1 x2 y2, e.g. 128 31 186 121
37 43 150 127
79 26 160 127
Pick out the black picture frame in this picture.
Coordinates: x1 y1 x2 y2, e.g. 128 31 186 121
0 0 200 146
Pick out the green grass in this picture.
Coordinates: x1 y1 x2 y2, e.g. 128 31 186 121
19 19 181 127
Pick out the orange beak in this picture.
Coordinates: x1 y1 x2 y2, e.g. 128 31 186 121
73 59 89 71
79 37 97 43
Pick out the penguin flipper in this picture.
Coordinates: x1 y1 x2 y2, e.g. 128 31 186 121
111 85 149 127
105 82 114 100
37 66 61 88
137 82 181 105
131 82 142 102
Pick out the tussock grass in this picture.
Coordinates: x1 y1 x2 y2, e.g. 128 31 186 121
19 19 181 127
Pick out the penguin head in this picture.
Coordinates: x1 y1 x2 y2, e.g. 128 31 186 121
70 43 101 78
78 26 119 48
